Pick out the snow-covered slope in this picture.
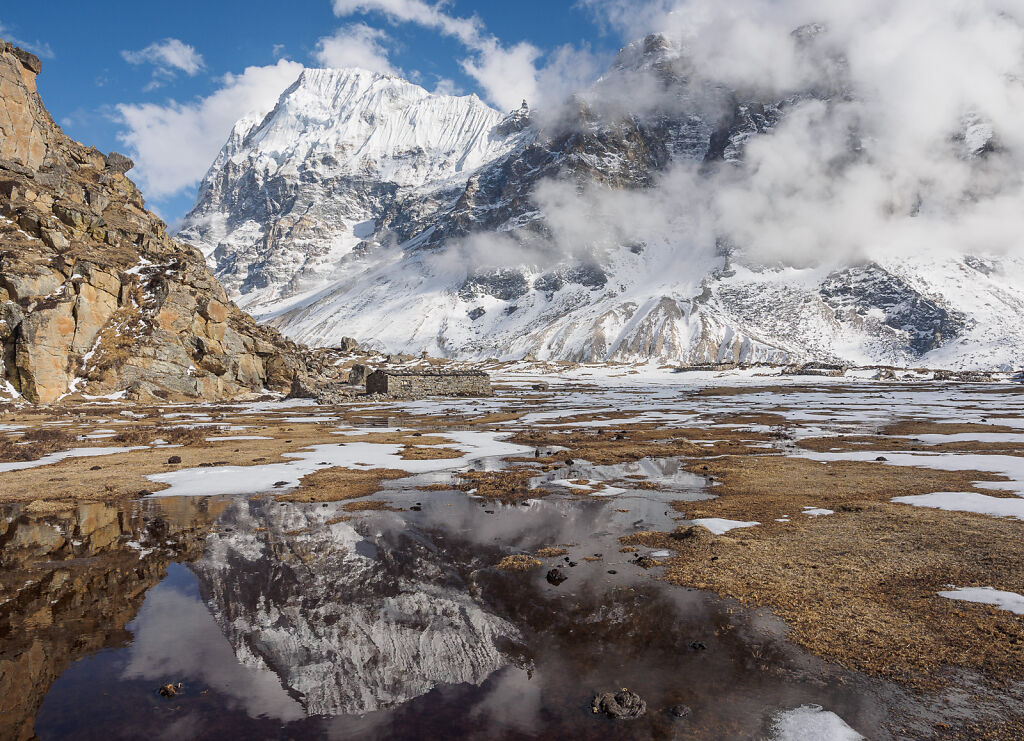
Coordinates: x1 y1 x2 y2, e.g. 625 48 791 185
178 34 1024 370
178 67 526 307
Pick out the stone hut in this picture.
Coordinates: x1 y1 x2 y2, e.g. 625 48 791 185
366 369 492 397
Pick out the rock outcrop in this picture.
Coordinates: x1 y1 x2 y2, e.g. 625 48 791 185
0 40 307 402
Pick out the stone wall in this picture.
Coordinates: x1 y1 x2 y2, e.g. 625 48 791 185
366 370 492 397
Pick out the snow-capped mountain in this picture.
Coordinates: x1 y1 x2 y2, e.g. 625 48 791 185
179 34 1024 370
178 67 525 306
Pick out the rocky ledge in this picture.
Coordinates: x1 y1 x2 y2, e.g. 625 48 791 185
0 40 308 403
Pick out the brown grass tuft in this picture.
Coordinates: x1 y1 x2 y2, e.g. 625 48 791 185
496 554 542 572
0 428 77 462
277 467 409 503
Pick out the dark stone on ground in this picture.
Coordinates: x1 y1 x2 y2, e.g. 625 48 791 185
668 704 692 719
592 688 647 720
546 568 567 585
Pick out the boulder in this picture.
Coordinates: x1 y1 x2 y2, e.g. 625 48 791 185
104 152 134 174
12 49 41 76
592 689 647 720
71 281 118 353
198 298 229 324
348 363 370 385
14 302 77 402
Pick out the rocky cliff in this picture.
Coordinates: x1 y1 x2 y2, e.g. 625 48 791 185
0 40 307 403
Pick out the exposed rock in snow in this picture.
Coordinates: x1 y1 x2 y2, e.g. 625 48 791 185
179 35 1024 370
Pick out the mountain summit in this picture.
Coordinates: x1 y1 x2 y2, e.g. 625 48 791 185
178 67 524 307
180 36 1024 370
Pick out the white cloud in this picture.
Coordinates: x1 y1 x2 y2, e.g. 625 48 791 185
459 39 541 111
314 23 397 74
115 59 304 200
121 38 205 88
331 0 599 111
431 77 461 96
332 0 482 46
0 20 55 59
518 0 1024 270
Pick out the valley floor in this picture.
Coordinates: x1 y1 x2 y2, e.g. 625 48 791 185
1 372 1023 739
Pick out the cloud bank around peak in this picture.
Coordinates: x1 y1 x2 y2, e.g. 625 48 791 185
501 0 1024 274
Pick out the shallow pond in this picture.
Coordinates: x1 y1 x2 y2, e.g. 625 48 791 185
0 460 909 740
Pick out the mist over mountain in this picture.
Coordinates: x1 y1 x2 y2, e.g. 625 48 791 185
178 2 1024 369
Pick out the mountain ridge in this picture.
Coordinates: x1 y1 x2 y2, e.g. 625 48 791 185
179 33 1024 371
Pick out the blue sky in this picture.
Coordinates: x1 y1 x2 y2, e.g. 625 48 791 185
0 1 633 223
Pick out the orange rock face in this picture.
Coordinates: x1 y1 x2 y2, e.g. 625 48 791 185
0 38 310 403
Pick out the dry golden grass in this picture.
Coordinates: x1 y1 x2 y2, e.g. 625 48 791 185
112 426 208 446
628 452 1024 689
511 424 713 465
276 467 410 503
676 455 1015 523
496 554 542 571
465 412 523 425
341 500 403 512
795 434 1024 456
0 428 77 462
457 468 549 503
882 420 1024 436
534 547 568 558
400 445 463 460
662 503 1024 689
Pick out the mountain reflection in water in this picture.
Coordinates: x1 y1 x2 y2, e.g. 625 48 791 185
2 475 899 740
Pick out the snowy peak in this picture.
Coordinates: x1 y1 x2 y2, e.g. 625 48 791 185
177 65 528 305
219 66 512 188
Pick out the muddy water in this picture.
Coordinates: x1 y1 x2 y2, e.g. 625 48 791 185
3 463 903 740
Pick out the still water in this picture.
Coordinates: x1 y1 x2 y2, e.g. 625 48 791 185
3 461 897 739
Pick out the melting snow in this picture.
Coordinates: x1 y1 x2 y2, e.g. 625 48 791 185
690 518 760 535
891 492 1024 520
148 431 532 497
0 447 148 473
771 705 863 740
802 507 834 517
937 587 1024 615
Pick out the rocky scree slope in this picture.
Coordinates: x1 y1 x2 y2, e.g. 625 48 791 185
0 40 309 403
183 34 1024 370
